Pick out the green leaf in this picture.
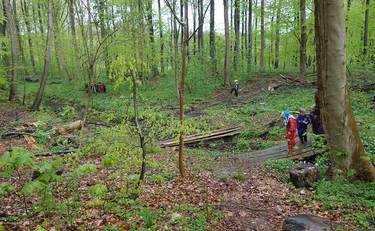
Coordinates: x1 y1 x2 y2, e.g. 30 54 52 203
21 180 44 195
0 182 15 195
88 184 108 197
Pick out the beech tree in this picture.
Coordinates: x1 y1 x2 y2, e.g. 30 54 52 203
314 0 375 181
4 0 19 101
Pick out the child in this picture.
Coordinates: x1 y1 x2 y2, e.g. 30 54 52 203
281 111 297 155
297 108 310 144
309 104 324 134
230 80 240 97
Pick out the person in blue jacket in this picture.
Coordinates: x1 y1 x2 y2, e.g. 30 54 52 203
297 108 310 144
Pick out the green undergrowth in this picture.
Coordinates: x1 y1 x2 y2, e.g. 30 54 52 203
265 154 375 229
314 179 375 228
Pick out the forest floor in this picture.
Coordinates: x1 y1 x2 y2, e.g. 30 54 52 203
0 71 375 230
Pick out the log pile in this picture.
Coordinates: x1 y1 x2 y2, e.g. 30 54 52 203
159 127 241 148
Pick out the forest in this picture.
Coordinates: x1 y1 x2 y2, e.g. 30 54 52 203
0 0 375 230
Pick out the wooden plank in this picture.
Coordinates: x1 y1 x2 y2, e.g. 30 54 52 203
160 127 241 148
160 127 240 145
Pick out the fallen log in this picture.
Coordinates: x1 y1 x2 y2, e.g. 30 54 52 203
279 74 313 86
35 149 78 157
0 131 36 139
54 120 83 135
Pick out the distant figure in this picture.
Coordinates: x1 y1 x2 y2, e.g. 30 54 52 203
97 82 106 93
309 104 324 135
230 80 240 97
371 95 375 110
267 83 274 91
281 111 297 155
85 83 106 93
297 108 310 144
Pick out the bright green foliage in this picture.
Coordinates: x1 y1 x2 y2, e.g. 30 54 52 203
88 184 108 197
71 163 97 176
265 159 295 182
0 148 34 176
315 179 375 228
0 182 15 195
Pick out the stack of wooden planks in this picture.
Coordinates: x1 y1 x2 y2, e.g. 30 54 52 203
159 127 241 148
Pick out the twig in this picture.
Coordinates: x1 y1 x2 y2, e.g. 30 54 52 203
36 149 78 157
164 0 185 26
1 132 36 139
187 1 211 41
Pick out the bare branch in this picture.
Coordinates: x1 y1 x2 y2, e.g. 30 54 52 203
164 0 184 26
187 0 211 42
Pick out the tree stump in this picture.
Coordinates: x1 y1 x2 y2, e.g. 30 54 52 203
282 214 339 231
289 162 319 188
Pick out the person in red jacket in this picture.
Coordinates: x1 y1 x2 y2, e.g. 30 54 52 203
281 111 297 155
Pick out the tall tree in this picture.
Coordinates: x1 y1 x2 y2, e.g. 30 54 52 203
4 0 18 101
314 0 375 181
97 0 110 76
363 0 370 56
300 0 307 75
32 0 53 111
37 2 44 35
233 0 240 69
209 0 217 75
259 0 265 73
247 0 253 69
274 0 281 69
223 0 230 86
198 0 204 51
13 0 28 77
157 0 165 73
53 5 71 81
20 0 37 75
345 0 352 33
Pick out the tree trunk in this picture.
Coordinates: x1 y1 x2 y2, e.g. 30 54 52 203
173 0 179 99
177 2 189 178
4 0 18 101
97 0 110 77
13 0 28 77
300 0 307 76
233 0 240 70
32 0 53 111
209 0 217 76
247 0 253 69
363 0 370 56
223 0 230 86
132 73 147 181
0 1 9 69
254 0 258 66
53 8 71 81
20 0 37 75
198 0 204 51
192 0 197 54
345 0 351 33
314 0 375 181
260 0 265 73
37 2 44 35
274 0 281 69
157 0 164 73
